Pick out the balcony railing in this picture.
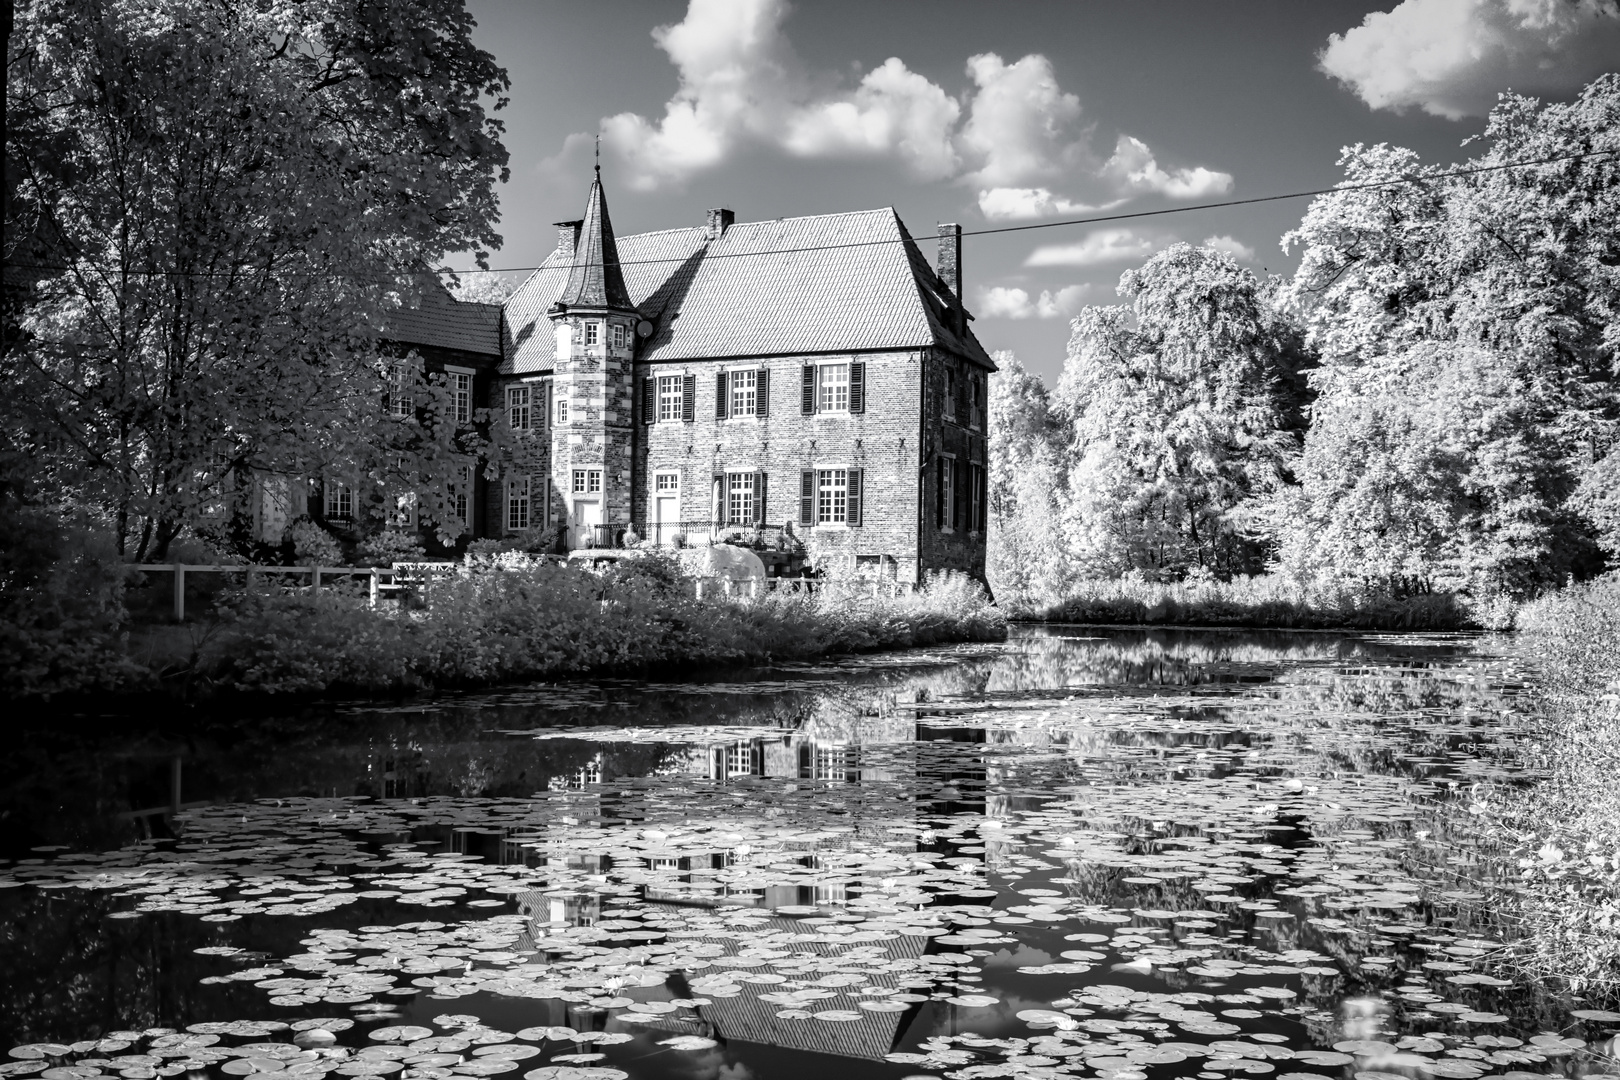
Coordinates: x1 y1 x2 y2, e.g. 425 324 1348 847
577 521 791 550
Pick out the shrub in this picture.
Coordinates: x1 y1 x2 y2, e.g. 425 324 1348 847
357 528 426 567
290 517 344 566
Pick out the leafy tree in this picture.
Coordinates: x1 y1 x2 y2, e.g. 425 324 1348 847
1279 75 1620 597
1054 244 1308 580
3 0 510 559
986 351 1074 605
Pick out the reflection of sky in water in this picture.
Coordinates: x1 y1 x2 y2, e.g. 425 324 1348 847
5 627 1619 1080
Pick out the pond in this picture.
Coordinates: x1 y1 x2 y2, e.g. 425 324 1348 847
5 625 1619 1080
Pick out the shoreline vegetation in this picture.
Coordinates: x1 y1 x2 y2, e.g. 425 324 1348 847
3 548 1006 705
1000 574 1475 631
1478 573 1620 997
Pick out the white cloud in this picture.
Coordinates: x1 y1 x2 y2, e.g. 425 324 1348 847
1203 234 1256 260
591 0 1232 207
976 187 1122 221
1319 0 1620 119
977 284 1093 319
1025 228 1168 268
1103 135 1233 199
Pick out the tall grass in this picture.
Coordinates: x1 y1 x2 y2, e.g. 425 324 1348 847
1003 572 1472 630
186 563 1006 698
1478 574 1620 997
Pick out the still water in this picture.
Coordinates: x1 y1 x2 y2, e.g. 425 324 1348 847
5 626 1618 1080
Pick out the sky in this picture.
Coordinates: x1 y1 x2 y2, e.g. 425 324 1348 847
458 0 1619 385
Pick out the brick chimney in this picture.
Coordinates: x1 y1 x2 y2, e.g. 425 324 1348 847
554 219 583 260
705 208 735 241
937 223 963 332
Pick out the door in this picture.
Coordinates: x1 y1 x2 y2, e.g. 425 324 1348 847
571 499 602 549
652 472 679 546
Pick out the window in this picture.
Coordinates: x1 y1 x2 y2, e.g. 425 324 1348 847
938 456 955 532
944 367 957 419
726 742 754 778
817 364 849 412
555 395 570 425
611 323 625 349
584 321 600 347
969 376 983 430
817 469 847 524
572 469 602 495
727 472 755 525
657 375 683 421
448 369 473 425
969 463 985 534
655 471 679 494
389 363 414 417
506 475 530 532
324 482 354 520
729 369 758 417
507 386 531 430
450 461 473 525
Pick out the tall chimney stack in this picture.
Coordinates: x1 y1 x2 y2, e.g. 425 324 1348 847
705 207 735 240
937 223 963 331
554 219 583 260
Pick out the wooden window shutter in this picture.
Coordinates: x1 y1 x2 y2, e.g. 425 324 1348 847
946 459 959 531
713 472 725 523
977 464 989 532
543 380 553 432
682 374 696 421
641 377 656 424
935 458 946 529
799 470 815 525
849 362 866 414
801 365 816 414
716 371 729 420
754 471 768 524
847 469 863 527
756 367 770 418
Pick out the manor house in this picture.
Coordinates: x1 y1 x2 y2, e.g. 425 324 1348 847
350 171 995 585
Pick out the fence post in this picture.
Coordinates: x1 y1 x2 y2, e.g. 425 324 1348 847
312 566 323 593
173 565 186 622
369 570 379 608
696 579 704 600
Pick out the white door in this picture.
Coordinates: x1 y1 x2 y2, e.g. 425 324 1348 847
652 472 680 545
572 499 602 549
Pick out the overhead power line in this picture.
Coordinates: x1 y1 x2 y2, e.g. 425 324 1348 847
10 147 1616 282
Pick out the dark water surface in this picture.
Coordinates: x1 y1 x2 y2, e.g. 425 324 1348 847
6 626 1619 1080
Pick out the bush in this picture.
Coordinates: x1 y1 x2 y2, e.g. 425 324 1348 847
290 517 344 565
0 500 149 699
357 528 425 567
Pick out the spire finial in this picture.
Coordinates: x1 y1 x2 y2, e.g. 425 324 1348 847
595 135 600 174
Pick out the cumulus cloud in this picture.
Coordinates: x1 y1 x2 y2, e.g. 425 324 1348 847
1319 0 1620 119
977 284 1092 319
1203 234 1256 260
592 0 1231 209
1024 229 1168 268
1103 136 1233 199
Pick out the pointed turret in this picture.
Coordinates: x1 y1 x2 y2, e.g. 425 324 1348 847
555 168 636 313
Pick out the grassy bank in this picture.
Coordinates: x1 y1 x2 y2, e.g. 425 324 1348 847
1001 573 1475 630
1479 574 1620 996
15 560 1005 704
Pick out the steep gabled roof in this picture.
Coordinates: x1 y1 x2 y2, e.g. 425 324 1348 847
501 207 995 376
556 169 637 312
379 278 503 358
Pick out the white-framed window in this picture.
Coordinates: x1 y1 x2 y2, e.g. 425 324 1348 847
324 482 354 520
944 367 957 420
611 323 626 349
729 368 758 417
554 324 572 361
817 363 849 413
817 469 848 524
389 362 414 417
572 469 602 495
726 742 753 778
506 475 531 532
939 455 956 532
507 385 531 431
584 321 600 347
657 375 683 422
969 375 983 430
555 394 570 425
727 472 756 525
450 461 474 525
447 368 473 425
654 471 680 494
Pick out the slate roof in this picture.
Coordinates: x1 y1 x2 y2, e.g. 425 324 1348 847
501 206 995 376
555 170 637 312
379 278 503 358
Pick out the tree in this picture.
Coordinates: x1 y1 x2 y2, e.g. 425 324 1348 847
986 351 1072 604
3 0 510 559
1278 75 1620 597
1054 244 1308 580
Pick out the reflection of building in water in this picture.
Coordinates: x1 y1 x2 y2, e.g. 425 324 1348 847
512 888 602 927
549 752 604 791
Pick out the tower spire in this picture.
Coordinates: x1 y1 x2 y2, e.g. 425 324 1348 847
555 167 635 312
